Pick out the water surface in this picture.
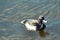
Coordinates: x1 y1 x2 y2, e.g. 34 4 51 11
0 0 60 40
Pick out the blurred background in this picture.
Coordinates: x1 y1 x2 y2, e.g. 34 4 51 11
0 0 60 40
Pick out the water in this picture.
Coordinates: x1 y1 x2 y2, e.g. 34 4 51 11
0 0 60 40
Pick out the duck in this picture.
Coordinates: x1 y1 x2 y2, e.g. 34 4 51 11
21 15 48 37
21 15 47 31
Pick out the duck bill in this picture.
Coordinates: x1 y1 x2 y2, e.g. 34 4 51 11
43 20 47 23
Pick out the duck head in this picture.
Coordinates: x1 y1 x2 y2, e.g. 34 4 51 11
38 15 44 20
38 15 47 23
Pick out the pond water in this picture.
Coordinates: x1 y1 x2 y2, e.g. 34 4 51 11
0 0 60 40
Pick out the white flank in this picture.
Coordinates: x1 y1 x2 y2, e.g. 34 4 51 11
25 22 36 31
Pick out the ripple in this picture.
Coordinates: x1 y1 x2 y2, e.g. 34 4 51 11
0 0 60 40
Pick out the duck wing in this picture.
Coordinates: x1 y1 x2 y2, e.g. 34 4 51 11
27 19 38 26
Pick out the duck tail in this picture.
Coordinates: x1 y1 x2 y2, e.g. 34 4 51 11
39 29 46 37
21 20 26 24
